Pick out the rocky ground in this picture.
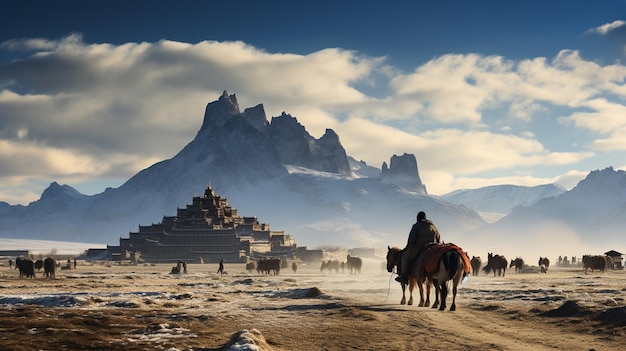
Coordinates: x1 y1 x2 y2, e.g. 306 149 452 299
0 258 624 350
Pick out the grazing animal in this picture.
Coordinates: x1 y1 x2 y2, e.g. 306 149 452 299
482 253 507 276
43 257 56 279
346 255 362 274
292 262 298 273
582 255 607 272
538 257 550 273
34 259 44 271
386 246 432 307
510 257 524 273
430 249 467 311
245 262 256 272
14 257 22 273
16 257 35 278
470 256 482 276
257 258 281 275
320 260 340 274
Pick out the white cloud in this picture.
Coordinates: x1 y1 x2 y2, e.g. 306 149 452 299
586 20 626 35
1 36 625 204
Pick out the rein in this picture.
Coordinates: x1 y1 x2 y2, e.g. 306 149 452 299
382 254 400 303
383 269 397 303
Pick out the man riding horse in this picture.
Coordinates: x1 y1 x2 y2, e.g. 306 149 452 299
395 211 442 284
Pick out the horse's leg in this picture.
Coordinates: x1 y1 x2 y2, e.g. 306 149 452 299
450 282 457 311
424 276 431 307
450 266 463 311
439 281 448 311
416 277 424 307
408 278 414 305
431 279 440 309
400 283 407 305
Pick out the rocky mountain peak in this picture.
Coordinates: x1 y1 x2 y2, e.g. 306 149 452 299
316 129 350 175
381 153 427 194
268 113 350 174
40 182 82 201
243 104 269 132
199 90 241 131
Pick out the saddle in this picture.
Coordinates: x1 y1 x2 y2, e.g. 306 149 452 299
422 243 471 274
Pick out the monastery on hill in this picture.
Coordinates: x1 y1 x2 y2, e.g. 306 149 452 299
107 183 298 263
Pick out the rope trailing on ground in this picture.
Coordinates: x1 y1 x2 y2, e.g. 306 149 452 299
382 270 397 303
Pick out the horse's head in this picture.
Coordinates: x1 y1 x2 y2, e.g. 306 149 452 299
386 246 401 273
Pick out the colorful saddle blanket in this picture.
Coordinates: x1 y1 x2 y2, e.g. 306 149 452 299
423 243 471 274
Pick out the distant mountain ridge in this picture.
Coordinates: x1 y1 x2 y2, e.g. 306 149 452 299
441 183 567 217
492 167 626 241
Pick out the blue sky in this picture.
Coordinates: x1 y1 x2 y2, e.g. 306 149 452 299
1 0 626 205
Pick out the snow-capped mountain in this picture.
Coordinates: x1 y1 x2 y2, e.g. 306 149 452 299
496 167 626 237
463 167 626 260
0 91 485 249
441 184 567 222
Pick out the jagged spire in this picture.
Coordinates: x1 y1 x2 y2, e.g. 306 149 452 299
199 91 242 132
204 182 215 198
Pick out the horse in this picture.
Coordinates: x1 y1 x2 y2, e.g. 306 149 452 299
538 257 550 273
346 255 362 274
510 257 524 273
430 248 467 311
482 252 507 276
470 256 482 276
386 246 432 307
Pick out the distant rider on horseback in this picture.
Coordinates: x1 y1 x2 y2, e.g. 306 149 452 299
395 211 441 284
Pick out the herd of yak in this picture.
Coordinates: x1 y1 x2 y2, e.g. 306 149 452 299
9 257 57 279
470 253 617 277
8 251 614 280
319 255 363 274
164 256 362 276
247 255 363 275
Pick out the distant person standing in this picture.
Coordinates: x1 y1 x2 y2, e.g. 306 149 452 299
217 259 225 275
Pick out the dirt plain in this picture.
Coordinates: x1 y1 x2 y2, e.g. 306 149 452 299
0 256 624 351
